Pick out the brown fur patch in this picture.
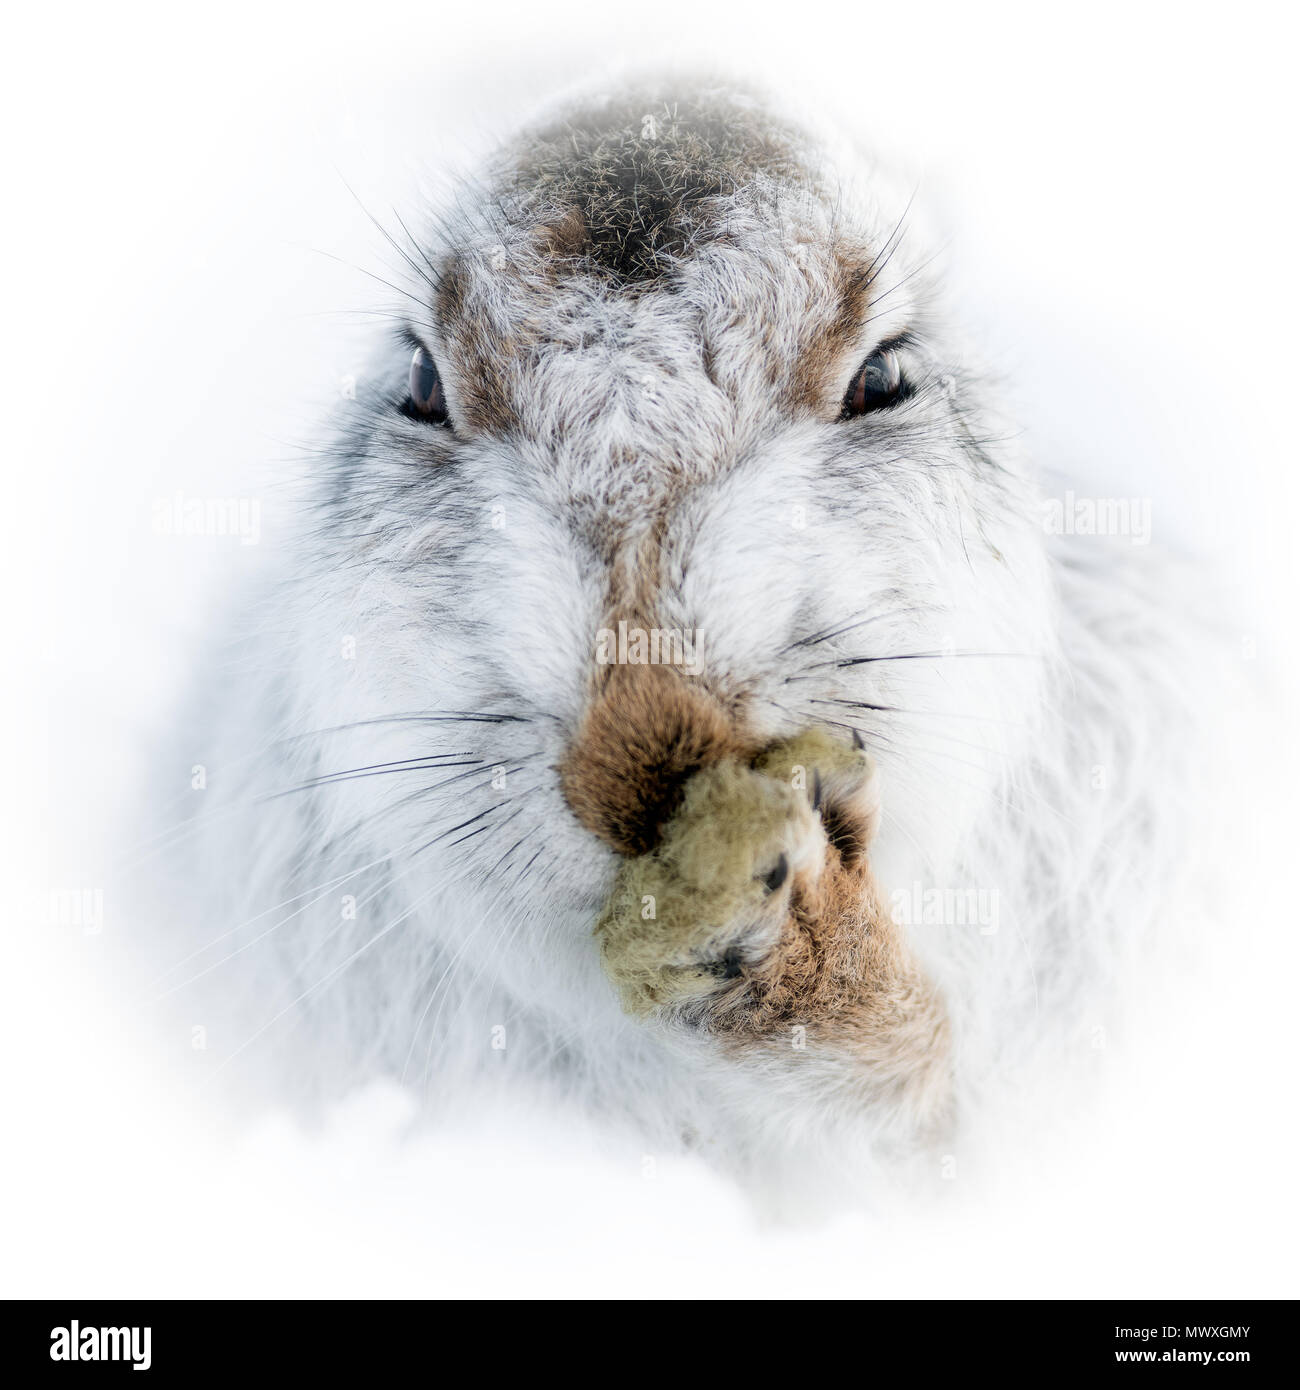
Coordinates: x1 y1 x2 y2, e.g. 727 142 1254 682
558 660 751 856
786 250 875 415
434 256 525 435
531 205 590 262
713 846 950 1123
559 508 755 857
700 749 951 1129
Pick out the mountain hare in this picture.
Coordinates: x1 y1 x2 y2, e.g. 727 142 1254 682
152 78 1203 1198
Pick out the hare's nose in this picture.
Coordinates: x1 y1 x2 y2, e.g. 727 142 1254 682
558 659 749 857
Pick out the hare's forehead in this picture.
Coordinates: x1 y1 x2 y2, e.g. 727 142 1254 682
428 201 888 435
442 101 873 314
411 92 913 429
435 187 864 339
427 182 896 419
483 88 831 278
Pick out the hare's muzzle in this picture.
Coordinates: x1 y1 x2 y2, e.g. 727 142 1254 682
558 659 753 857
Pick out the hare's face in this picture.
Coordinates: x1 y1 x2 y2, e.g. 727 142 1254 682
310 88 1054 947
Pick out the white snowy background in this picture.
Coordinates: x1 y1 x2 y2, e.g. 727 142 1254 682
4 0 1298 1296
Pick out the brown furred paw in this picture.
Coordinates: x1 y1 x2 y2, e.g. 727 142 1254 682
594 728 951 1127
595 729 876 1016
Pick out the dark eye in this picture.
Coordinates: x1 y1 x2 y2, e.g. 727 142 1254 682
841 348 903 417
405 345 449 425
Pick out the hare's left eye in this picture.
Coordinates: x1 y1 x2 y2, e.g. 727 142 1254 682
404 345 449 425
841 349 903 417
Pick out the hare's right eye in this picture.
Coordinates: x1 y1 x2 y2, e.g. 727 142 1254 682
841 348 904 418
403 346 449 426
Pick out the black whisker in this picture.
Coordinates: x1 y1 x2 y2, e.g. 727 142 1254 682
863 184 918 285
260 759 484 802
781 610 898 652
302 244 430 312
336 170 438 295
808 697 903 713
